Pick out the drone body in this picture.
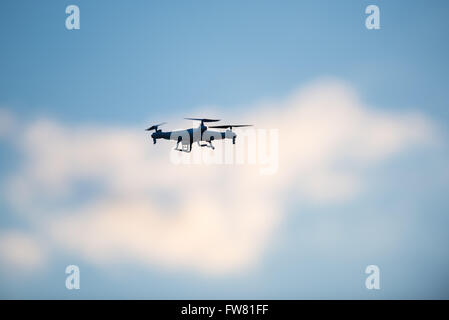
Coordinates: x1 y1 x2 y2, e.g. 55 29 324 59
146 118 251 152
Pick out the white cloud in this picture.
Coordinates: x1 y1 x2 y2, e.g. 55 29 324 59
253 79 435 201
0 231 46 272
2 79 436 275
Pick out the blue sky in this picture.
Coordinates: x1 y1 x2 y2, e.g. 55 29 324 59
1 0 449 299
1 0 448 123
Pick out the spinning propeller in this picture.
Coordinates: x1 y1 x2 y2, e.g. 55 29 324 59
184 118 220 126
145 122 166 132
208 124 252 131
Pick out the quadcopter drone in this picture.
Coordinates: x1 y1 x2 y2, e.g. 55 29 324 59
145 118 252 152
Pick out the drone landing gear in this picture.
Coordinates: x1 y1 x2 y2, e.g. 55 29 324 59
198 141 215 150
174 141 192 153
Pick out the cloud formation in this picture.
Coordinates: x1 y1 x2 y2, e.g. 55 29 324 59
2 79 436 275
0 231 46 272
